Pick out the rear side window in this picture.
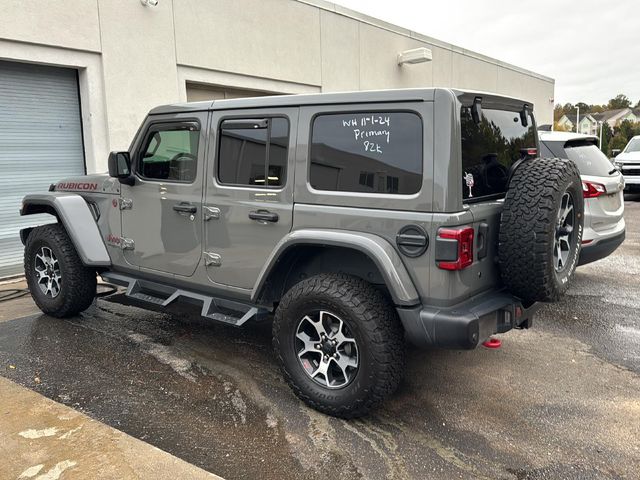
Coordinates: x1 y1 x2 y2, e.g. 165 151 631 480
218 117 289 187
553 141 615 177
461 107 536 200
309 112 423 194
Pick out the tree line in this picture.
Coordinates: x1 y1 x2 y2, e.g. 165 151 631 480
553 94 640 156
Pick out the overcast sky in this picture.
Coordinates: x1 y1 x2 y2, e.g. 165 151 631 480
333 0 639 107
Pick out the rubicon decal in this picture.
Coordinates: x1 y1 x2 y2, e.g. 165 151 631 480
56 182 99 191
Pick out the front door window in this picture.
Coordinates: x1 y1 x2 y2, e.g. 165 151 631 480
140 126 199 183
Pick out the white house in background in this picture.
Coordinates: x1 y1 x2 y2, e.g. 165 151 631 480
592 108 638 129
558 108 639 134
557 113 598 135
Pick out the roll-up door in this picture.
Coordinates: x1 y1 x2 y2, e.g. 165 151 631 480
0 60 85 278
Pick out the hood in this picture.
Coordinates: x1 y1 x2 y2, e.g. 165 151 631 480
54 174 120 195
615 151 640 163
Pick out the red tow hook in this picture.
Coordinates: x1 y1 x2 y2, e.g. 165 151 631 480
482 337 502 349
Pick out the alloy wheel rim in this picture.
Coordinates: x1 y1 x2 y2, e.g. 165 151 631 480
554 192 575 272
295 310 359 389
34 246 62 298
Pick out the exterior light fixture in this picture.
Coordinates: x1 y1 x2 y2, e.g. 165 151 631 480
397 47 432 66
140 0 158 6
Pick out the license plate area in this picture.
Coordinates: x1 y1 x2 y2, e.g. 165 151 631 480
598 192 621 211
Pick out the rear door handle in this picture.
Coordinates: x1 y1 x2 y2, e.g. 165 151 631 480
173 202 197 214
248 210 279 223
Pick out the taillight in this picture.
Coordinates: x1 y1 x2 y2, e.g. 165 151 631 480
520 147 538 158
436 226 474 270
582 181 606 198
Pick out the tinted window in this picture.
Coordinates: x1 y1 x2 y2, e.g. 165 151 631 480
218 117 288 187
561 142 615 177
140 126 199 182
310 112 422 194
461 107 536 200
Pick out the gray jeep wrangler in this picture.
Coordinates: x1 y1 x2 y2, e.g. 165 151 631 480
20 89 583 418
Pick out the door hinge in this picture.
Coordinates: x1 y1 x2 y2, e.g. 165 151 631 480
204 252 222 267
203 206 221 221
121 238 135 250
119 198 133 210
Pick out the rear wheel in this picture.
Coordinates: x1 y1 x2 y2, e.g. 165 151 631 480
273 273 405 418
24 224 96 317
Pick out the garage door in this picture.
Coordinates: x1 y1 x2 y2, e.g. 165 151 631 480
186 83 274 102
0 61 85 278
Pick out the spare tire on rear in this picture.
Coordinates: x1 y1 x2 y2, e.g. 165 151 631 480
499 157 584 304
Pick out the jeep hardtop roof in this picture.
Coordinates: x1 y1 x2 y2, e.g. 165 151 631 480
149 88 531 115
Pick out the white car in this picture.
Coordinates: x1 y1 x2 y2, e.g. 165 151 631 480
613 135 640 193
539 131 625 266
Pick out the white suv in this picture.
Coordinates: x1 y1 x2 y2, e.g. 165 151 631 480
540 131 625 265
613 135 640 193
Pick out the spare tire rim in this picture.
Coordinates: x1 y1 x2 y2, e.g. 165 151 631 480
34 246 62 298
554 192 575 272
295 310 359 389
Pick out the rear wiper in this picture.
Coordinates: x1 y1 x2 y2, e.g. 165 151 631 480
608 168 618 175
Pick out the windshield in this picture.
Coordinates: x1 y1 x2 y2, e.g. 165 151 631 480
624 137 640 153
562 142 615 177
461 107 536 200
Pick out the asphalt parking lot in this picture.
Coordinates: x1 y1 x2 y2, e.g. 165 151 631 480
1 198 639 480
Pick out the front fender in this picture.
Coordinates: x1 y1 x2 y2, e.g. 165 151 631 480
20 193 111 267
252 229 420 306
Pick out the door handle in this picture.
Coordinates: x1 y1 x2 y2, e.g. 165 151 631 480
248 210 279 223
173 202 197 214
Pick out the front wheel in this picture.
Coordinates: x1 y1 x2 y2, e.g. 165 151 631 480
24 224 96 317
273 273 405 418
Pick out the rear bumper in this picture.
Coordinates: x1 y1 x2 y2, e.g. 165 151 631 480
579 229 625 266
397 291 536 349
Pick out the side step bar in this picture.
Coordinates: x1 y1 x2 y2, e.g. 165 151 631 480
101 272 268 327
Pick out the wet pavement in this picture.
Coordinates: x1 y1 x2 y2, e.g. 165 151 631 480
1 198 639 480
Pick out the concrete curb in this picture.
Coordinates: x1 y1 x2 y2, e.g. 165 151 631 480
0 376 223 480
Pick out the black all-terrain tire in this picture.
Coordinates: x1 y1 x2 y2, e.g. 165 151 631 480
273 273 405 418
24 224 96 317
499 158 584 304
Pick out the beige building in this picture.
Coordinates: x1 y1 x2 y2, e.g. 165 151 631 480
0 0 554 276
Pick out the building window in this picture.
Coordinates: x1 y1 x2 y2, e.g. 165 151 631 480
218 117 289 187
309 112 422 194
139 124 199 182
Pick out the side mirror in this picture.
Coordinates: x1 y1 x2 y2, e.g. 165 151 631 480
611 149 621 157
108 151 134 185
